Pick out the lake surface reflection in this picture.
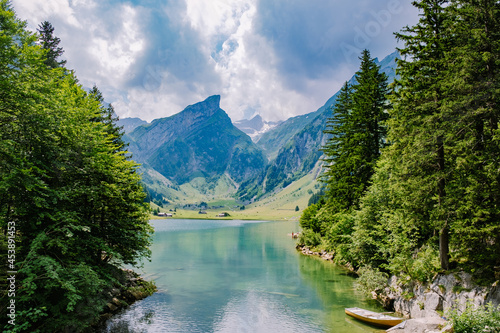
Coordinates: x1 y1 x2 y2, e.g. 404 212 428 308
102 219 385 332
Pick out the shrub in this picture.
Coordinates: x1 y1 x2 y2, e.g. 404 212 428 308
299 203 322 233
410 245 440 283
355 266 389 297
447 301 500 333
385 244 440 284
299 229 322 247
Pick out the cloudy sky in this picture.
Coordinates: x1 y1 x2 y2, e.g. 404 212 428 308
13 0 419 122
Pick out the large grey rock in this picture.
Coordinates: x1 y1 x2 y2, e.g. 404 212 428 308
385 272 500 321
424 293 442 312
387 317 446 333
485 280 500 307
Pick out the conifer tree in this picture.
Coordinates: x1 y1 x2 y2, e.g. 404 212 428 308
440 0 500 269
37 21 67 68
383 0 500 272
88 85 127 152
390 0 452 270
321 50 389 212
321 82 354 211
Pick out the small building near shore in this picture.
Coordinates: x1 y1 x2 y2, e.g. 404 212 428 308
158 212 173 217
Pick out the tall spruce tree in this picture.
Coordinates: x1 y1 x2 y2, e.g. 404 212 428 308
37 21 66 68
299 49 389 261
321 82 354 211
321 50 389 212
88 85 127 152
390 0 453 270
441 0 500 270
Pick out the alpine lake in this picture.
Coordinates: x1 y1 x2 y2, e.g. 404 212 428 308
101 219 387 333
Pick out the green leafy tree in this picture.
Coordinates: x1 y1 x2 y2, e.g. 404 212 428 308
0 3 152 331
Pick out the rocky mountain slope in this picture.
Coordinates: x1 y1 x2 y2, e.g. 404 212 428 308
233 115 281 142
237 51 399 202
124 95 267 200
121 52 399 205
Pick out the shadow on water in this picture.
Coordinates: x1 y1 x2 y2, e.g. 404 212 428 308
296 254 385 332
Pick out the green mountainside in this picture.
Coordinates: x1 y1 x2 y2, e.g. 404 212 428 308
237 51 399 202
124 95 267 202
255 112 319 161
118 117 148 134
124 52 398 207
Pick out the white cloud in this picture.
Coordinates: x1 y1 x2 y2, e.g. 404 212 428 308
12 0 419 123
14 0 81 27
184 0 250 38
86 5 145 83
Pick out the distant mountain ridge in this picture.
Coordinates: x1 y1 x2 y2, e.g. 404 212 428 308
237 51 399 202
233 115 282 142
124 96 267 200
122 51 399 205
118 117 148 134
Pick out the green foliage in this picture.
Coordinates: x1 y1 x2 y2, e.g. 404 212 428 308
307 189 325 206
300 1 500 284
37 21 66 68
355 267 389 297
325 211 355 264
298 229 322 248
125 279 157 299
301 49 390 266
447 302 500 333
299 203 323 234
321 50 389 212
0 3 152 331
386 245 440 284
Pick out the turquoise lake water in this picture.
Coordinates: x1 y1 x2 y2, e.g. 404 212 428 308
102 219 386 332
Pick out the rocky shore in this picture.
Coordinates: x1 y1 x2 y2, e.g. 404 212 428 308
297 245 500 332
91 269 157 330
383 272 500 333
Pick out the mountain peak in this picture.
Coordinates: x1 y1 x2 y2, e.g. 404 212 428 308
209 94 221 103
124 94 266 186
197 95 220 111
182 95 223 120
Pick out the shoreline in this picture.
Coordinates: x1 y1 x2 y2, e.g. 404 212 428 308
91 269 156 331
149 215 299 222
295 244 500 333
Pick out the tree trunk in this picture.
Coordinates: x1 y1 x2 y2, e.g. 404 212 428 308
437 135 449 270
440 224 450 271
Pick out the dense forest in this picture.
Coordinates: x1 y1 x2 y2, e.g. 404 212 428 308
0 1 153 332
300 0 500 284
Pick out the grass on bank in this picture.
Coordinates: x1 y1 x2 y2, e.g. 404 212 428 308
150 170 320 221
